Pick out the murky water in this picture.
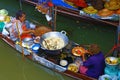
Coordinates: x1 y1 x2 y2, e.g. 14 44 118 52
0 39 75 80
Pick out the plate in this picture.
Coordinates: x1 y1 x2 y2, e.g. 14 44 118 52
72 46 87 56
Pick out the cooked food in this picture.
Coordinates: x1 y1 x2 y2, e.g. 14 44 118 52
72 46 87 56
68 63 79 73
104 0 120 10
105 57 118 65
116 9 120 14
42 37 65 50
83 6 98 14
34 26 52 36
97 8 114 17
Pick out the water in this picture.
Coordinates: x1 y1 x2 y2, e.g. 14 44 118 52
0 39 75 80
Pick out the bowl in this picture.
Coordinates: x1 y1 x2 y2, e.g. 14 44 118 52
22 37 33 42
60 60 68 67
98 74 112 80
67 63 79 73
105 57 118 66
31 43 41 54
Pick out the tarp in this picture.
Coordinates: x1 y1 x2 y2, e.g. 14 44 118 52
51 0 77 10
38 0 77 10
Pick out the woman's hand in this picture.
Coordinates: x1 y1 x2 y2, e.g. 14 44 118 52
30 30 35 34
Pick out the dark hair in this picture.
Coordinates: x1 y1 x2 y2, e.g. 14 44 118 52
16 10 26 20
88 44 100 54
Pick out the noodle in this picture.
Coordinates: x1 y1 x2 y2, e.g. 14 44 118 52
42 37 64 50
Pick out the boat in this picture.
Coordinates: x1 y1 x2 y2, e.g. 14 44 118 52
23 0 119 27
0 1 106 79
0 28 96 80
0 0 118 79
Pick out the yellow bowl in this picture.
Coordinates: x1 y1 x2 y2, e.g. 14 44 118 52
67 63 79 73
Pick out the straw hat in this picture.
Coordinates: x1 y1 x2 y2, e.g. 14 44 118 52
97 8 114 17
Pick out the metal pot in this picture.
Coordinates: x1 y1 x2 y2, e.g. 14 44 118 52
22 37 33 42
22 37 34 48
40 31 69 55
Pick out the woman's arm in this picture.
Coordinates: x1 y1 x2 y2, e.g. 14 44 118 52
83 57 94 67
22 29 35 34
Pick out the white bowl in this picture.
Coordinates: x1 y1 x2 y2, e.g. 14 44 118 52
105 57 118 66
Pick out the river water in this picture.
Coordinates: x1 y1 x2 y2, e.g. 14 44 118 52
0 39 76 80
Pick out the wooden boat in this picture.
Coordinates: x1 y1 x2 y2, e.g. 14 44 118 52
23 0 119 27
0 31 96 80
0 1 107 79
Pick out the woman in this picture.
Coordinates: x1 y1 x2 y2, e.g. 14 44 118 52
80 44 105 79
9 10 35 41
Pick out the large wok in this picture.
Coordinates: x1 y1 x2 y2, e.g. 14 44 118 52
39 31 69 55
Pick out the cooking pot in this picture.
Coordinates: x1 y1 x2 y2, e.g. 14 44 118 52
22 37 33 42
39 31 69 55
22 37 34 48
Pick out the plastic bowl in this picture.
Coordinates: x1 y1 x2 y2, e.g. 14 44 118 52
105 57 118 66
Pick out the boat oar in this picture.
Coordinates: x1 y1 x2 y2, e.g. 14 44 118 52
16 21 25 60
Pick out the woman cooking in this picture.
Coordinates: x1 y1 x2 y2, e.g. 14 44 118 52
9 10 51 42
9 10 35 41
79 44 105 79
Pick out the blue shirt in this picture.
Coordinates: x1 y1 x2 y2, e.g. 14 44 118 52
83 52 105 79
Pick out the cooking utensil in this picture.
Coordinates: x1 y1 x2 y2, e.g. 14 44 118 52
22 37 33 42
40 31 69 55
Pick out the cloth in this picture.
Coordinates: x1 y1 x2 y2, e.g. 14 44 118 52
0 22 5 32
66 0 88 8
9 19 30 41
79 66 88 74
83 52 105 79
9 20 23 41
20 24 31 40
52 0 77 10
73 0 88 8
